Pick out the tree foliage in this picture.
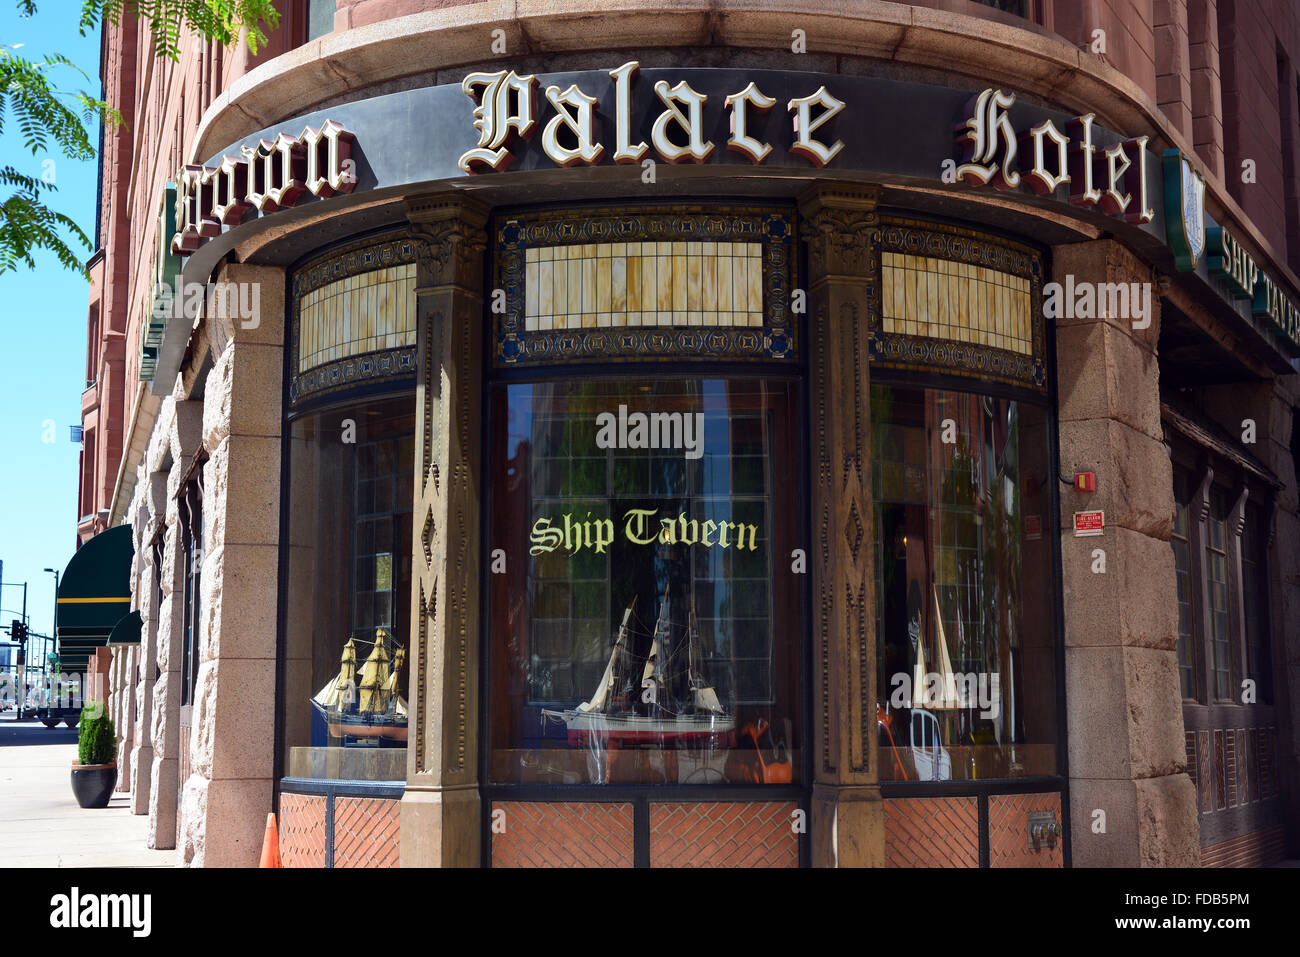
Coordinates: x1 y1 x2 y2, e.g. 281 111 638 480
1 1 282 276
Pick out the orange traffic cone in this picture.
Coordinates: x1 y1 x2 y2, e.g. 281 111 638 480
259 812 282 868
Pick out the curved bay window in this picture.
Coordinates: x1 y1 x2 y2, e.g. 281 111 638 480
870 219 1057 784
873 384 1057 781
489 378 802 785
282 395 415 781
280 235 419 782
487 205 802 787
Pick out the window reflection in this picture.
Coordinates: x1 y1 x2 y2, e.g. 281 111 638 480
489 378 801 785
282 395 414 781
874 384 1056 781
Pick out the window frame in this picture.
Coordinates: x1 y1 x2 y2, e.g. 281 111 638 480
177 457 206 707
1165 436 1277 710
482 370 807 788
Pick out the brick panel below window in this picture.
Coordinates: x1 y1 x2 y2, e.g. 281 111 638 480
649 801 799 868
988 792 1064 868
279 792 327 868
884 796 979 867
333 796 400 867
491 802 634 868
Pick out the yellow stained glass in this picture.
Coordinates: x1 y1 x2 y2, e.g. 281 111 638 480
524 240 764 329
880 251 1033 356
297 263 416 372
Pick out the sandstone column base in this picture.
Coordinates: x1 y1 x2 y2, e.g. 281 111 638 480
811 783 886 867
129 744 153 814
1070 773 1200 867
399 786 480 868
147 756 178 849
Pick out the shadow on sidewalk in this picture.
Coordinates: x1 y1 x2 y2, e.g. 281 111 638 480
0 717 79 747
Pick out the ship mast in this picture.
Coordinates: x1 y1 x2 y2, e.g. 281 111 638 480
577 596 637 714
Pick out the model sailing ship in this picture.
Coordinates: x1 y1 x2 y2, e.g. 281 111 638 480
312 628 409 742
542 585 735 746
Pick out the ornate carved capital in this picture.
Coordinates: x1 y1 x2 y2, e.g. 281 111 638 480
798 184 879 282
406 193 490 293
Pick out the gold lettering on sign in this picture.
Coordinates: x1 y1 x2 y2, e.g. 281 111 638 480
460 69 538 172
1101 141 1132 215
608 61 649 164
171 121 357 256
211 154 250 225
1123 135 1156 224
788 86 845 167
1068 113 1102 206
302 119 357 197
652 80 714 163
172 165 214 253
1020 119 1071 195
725 81 776 163
955 88 1019 188
240 140 278 212
543 83 605 166
530 509 761 555
268 132 307 209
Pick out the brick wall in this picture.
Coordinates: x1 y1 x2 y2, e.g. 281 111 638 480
491 802 635 868
884 796 980 867
1201 824 1287 866
277 790 401 868
649 802 798 868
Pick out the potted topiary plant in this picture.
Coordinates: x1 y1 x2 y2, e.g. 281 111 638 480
70 702 117 808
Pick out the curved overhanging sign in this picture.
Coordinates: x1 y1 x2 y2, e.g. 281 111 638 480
171 119 357 256
164 67 1298 362
170 68 1161 262
457 62 846 171
453 63 1157 229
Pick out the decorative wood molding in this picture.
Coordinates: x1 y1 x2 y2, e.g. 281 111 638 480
404 194 487 790
799 183 878 784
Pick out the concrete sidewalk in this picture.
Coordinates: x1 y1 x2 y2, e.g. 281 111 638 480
0 716 174 867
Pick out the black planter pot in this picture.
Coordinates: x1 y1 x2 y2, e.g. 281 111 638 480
71 763 118 809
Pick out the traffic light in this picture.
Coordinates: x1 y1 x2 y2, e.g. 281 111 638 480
10 619 26 645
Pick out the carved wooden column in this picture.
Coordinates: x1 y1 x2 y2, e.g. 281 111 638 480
400 193 489 867
799 183 885 867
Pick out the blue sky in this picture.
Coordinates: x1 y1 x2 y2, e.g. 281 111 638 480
0 4 102 659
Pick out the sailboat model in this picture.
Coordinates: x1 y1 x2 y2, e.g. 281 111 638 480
542 587 735 746
312 629 409 742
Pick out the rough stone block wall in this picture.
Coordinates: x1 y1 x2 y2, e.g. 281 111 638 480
179 264 285 868
1052 0 1158 106
1216 0 1300 259
1189 0 1225 177
1155 0 1193 139
1053 239 1201 867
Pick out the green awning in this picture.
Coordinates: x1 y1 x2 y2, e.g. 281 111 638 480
107 610 142 644
56 524 135 673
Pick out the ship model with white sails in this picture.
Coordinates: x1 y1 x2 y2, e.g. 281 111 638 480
312 628 408 742
542 585 735 746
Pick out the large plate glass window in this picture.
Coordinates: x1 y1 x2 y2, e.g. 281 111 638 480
872 384 1057 781
279 235 419 783
281 395 414 781
488 377 801 785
